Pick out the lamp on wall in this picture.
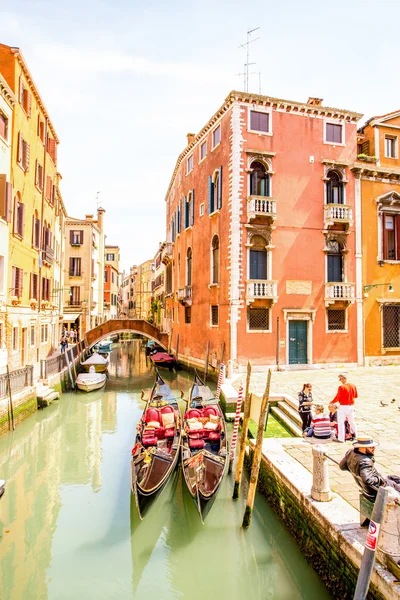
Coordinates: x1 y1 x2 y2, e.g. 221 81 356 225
363 282 393 297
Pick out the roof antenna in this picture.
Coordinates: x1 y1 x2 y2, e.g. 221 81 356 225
238 27 260 93
96 190 102 209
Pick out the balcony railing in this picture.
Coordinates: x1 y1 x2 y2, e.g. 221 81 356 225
66 300 82 307
325 282 355 305
161 243 173 265
247 196 277 222
177 285 192 305
42 245 54 265
0 365 34 400
69 270 82 277
324 204 353 228
246 280 278 304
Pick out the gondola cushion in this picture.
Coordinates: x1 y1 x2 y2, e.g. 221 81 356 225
142 435 158 446
144 408 161 424
209 432 221 441
161 412 175 427
185 409 202 419
165 428 175 438
204 406 219 417
189 438 205 449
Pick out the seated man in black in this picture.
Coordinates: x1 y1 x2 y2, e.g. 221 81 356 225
339 435 400 501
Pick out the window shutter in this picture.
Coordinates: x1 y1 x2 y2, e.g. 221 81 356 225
30 273 33 298
13 197 18 233
35 160 39 186
69 230 73 244
383 214 388 260
191 189 195 226
218 166 223 209
396 215 400 261
208 175 213 214
0 174 5 218
184 196 188 229
17 132 22 163
80 230 84 244
19 77 24 103
25 142 30 171
17 268 22 297
32 215 35 245
5 182 12 223
326 180 332 204
19 203 24 237
27 92 32 117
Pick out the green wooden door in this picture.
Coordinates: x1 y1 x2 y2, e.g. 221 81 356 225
288 321 308 364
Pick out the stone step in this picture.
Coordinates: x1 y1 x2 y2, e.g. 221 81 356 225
277 401 303 426
270 406 303 437
37 391 59 408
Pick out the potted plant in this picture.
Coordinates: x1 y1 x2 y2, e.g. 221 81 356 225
29 298 38 309
357 153 377 163
11 295 20 306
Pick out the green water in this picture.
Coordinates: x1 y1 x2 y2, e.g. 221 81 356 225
0 342 331 600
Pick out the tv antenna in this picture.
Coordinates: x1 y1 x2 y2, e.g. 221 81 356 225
238 27 260 93
95 190 102 208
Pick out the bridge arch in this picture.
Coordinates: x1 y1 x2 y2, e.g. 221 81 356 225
84 319 169 350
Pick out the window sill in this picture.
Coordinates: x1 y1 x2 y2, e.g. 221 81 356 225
0 135 10 147
247 128 272 137
382 347 400 352
185 169 193 177
246 329 272 334
210 324 219 328
198 156 207 165
326 329 348 334
13 232 23 241
35 184 43 194
378 259 400 264
323 141 345 147
384 155 398 160
184 226 193 232
208 283 219 289
211 142 221 152
17 163 28 173
209 209 221 218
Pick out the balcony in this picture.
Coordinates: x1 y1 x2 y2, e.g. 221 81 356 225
247 196 277 222
324 204 353 229
325 282 355 306
161 242 173 265
66 300 82 307
42 245 54 266
177 285 192 306
246 280 278 305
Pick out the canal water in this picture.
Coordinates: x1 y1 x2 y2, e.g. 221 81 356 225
0 341 331 600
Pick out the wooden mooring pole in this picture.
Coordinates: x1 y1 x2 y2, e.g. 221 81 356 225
242 368 271 528
6 365 15 431
233 361 252 499
204 340 210 383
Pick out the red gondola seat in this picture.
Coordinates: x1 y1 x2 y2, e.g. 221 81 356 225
189 438 205 449
142 435 158 446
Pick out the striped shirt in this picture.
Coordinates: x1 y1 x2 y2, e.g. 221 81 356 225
311 414 332 438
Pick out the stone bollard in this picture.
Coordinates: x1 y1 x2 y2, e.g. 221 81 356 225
377 487 400 572
227 360 234 379
311 445 331 502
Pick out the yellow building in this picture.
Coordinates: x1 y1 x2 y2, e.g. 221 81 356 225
104 244 120 320
135 260 155 320
0 44 64 371
357 111 400 363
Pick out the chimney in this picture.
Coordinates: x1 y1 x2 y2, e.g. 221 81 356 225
186 133 195 145
307 97 323 106
85 214 93 221
97 207 105 232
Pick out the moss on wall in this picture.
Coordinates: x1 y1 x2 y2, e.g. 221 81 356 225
0 392 37 437
244 450 386 600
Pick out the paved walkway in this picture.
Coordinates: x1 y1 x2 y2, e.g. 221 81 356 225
242 366 400 509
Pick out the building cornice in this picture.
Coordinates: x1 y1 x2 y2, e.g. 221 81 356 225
0 73 15 108
66 217 101 233
9 46 59 143
350 162 400 181
164 89 362 201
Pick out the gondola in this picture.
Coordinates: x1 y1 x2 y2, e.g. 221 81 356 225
131 372 181 519
149 351 176 370
181 373 228 523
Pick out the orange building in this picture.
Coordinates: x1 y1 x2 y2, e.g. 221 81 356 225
164 91 363 373
357 111 400 363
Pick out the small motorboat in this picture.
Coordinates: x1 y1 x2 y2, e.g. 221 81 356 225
131 373 181 519
94 339 113 352
76 366 107 392
81 352 109 373
145 340 161 356
149 351 176 370
181 373 228 524
0 479 5 498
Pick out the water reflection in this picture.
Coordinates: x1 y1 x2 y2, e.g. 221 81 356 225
0 341 331 600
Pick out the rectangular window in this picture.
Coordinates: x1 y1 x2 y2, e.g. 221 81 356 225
11 266 23 297
32 216 40 248
326 123 343 144
248 307 269 331
41 277 51 301
383 305 400 348
47 136 57 164
385 136 397 159
106 253 115 261
45 176 54 203
37 117 45 143
13 199 25 238
17 133 30 171
70 286 80 305
70 230 84 246
35 161 44 191
30 273 39 300
200 142 207 160
249 250 267 280
69 257 82 276
19 77 32 116
327 309 346 331
104 270 108 283
250 110 269 133
112 272 115 283
383 213 400 260
30 324 35 346
212 125 221 148
41 324 48 343
187 155 193 173
185 306 191 324
200 203 204 216
12 326 18 351
211 305 219 326
0 112 8 141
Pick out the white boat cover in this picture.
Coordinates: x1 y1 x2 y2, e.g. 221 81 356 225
81 352 108 365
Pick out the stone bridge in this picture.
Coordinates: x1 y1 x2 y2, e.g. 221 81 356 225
84 319 168 350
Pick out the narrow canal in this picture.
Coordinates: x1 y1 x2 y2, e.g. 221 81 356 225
0 341 331 600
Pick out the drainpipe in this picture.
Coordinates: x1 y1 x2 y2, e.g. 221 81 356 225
354 170 364 366
38 118 48 360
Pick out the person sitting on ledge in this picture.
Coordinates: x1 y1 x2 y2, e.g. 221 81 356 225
339 436 400 501
304 404 334 440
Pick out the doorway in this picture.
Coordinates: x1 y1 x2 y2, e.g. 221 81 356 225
288 320 308 364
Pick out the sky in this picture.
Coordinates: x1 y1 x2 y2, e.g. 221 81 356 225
1 0 400 271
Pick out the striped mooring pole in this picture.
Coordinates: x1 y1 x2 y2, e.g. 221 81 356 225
229 383 244 472
214 363 225 403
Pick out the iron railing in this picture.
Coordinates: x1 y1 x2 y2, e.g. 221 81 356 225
0 365 34 400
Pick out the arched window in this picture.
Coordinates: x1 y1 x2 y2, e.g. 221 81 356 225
13 193 24 237
186 247 192 286
249 235 268 280
250 161 270 197
326 171 343 205
211 235 219 284
327 240 343 282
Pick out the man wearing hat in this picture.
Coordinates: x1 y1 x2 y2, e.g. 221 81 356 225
339 436 400 500
332 373 358 443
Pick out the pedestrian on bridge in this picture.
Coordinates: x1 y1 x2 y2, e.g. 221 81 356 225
331 373 358 443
